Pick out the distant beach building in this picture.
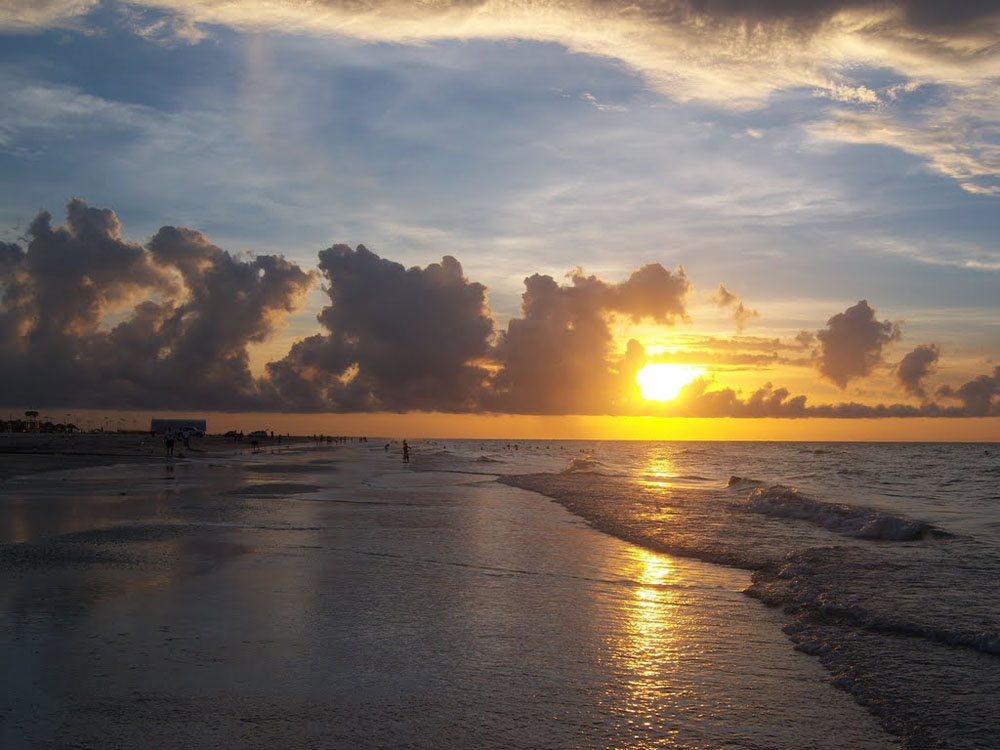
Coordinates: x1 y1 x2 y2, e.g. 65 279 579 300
150 418 207 436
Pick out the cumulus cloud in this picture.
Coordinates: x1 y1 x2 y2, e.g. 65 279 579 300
937 366 1000 416
488 264 689 413
712 283 759 331
0 200 314 409
1 200 995 418
815 300 901 388
897 343 939 398
267 245 494 412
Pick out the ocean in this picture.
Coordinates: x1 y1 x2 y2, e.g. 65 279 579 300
1 439 996 748
416 439 1000 749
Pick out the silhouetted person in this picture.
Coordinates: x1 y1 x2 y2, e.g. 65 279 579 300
402 440 410 464
385 443 390 452
164 430 175 457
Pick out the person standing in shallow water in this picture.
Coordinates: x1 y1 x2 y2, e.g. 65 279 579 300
164 430 175 458
402 440 410 464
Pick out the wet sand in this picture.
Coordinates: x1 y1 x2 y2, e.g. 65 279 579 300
0 443 893 749
0 433 298 483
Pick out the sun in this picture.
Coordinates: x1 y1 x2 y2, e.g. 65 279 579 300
635 363 705 401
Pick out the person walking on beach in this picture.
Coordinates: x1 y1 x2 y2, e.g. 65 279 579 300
402 440 410 464
164 430 175 458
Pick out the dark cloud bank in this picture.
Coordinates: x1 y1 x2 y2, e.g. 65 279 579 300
1 201 996 418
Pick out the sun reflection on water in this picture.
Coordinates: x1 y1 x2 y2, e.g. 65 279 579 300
640 453 679 491
605 546 689 743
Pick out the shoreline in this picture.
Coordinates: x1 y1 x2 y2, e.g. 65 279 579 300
0 441 897 749
0 433 313 483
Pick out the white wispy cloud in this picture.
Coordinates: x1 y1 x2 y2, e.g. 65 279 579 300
3 1 995 195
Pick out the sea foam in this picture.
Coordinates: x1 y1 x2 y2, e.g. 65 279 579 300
739 484 943 541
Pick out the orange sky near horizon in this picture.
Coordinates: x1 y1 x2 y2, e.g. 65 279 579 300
32 409 1000 442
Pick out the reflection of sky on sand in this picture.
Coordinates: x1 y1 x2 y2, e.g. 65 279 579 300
599 546 693 745
0 444 894 749
623 550 682 731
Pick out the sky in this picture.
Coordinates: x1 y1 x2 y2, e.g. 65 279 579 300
0 1 998 438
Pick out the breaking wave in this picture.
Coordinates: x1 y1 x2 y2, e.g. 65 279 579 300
498 445 1000 749
739 485 947 541
561 456 614 475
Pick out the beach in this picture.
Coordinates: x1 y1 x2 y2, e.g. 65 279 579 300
0 438 906 749
0 433 252 483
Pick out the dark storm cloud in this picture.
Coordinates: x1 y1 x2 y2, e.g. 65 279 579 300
0 200 314 409
487 265 689 413
815 300 901 388
267 245 494 412
897 343 939 399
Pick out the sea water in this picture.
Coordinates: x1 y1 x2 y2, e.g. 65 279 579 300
416 439 1000 749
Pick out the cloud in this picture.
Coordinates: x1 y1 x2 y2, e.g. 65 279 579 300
8 200 171 341
711 283 759 331
937 365 1000 416
0 0 96 32
5 2 998 101
667 370 999 418
4 1 998 197
487 264 689 413
897 343 939 398
1 200 995 418
0 200 314 409
580 92 628 112
810 101 1000 197
815 300 901 388
795 330 816 348
267 245 494 412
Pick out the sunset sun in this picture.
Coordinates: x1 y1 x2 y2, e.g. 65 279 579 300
635 363 706 402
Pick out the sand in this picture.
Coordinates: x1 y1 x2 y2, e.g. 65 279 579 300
0 433 302 483
0 442 893 749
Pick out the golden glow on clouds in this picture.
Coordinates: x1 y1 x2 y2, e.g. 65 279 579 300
636 363 705 402
3 1 997 194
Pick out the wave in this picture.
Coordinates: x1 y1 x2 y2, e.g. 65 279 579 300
561 456 611 475
746 546 1000 657
726 475 763 489
739 485 946 541
479 441 998 747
